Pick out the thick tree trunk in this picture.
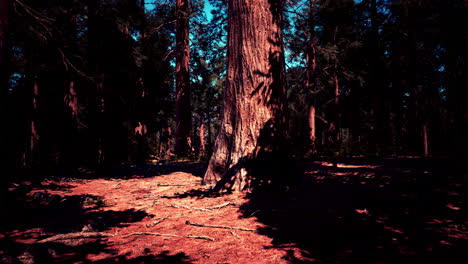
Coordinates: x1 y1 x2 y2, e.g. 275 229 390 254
203 0 287 191
174 0 192 157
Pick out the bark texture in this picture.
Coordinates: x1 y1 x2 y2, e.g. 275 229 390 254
174 0 192 156
203 0 287 191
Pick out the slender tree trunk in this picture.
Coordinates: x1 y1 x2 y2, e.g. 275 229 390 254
308 105 316 147
203 0 288 191
422 123 429 157
0 0 7 69
174 0 192 157
0 0 9 174
0 0 8 208
199 118 206 157
165 126 172 159
29 79 40 167
0 0 7 67
306 0 317 154
62 80 79 166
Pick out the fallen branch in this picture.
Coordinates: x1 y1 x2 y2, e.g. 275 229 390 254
185 221 255 232
37 232 114 243
122 232 178 238
122 232 214 241
169 204 210 211
205 202 238 210
169 202 238 211
186 235 215 241
146 217 167 228
157 184 192 187
230 231 241 239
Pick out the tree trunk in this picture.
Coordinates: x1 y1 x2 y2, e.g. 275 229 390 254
308 105 316 147
165 126 172 159
306 0 317 154
199 118 206 157
29 79 40 167
203 0 288 191
0 0 7 69
0 0 9 172
422 123 429 157
174 0 192 157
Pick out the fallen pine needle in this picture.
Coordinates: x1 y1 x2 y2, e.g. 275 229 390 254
37 232 114 243
185 221 255 232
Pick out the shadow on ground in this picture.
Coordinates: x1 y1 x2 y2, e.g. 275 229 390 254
241 157 467 263
0 188 150 262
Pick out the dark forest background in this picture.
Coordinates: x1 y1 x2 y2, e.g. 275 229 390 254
0 0 466 174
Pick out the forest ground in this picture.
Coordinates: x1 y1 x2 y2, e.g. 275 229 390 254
0 158 466 263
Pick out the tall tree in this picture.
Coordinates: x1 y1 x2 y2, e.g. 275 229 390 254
0 0 7 69
0 0 9 169
174 0 192 156
203 0 288 191
306 0 318 155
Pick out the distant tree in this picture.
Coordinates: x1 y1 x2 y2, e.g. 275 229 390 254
203 0 288 191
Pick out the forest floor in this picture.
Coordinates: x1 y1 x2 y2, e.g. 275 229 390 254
0 158 466 263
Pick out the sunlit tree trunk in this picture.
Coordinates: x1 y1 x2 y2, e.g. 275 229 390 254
306 0 317 155
203 0 288 191
199 118 206 157
174 0 192 156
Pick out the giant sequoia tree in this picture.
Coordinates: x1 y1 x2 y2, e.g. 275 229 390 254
174 0 192 156
203 0 288 191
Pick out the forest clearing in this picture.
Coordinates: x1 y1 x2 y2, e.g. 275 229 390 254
1 159 466 263
1 0 467 263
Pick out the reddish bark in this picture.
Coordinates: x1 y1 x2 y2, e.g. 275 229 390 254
203 0 287 191
174 0 192 157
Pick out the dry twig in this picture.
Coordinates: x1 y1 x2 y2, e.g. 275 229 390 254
146 217 167 228
230 231 241 239
122 232 178 238
169 202 238 211
185 221 255 232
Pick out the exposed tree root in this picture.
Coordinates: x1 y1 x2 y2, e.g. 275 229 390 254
185 221 255 232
